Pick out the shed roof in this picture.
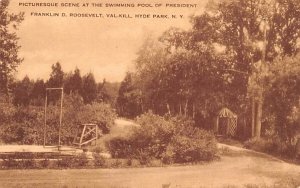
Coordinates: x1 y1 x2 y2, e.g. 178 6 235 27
217 107 237 118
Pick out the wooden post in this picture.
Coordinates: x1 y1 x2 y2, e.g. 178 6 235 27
251 98 255 137
79 125 87 148
216 117 219 134
58 88 63 147
44 88 64 148
44 93 48 147
95 124 98 147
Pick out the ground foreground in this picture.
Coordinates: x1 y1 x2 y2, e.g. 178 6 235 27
0 144 299 188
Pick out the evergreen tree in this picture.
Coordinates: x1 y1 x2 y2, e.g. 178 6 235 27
30 79 45 106
64 67 82 95
12 76 33 106
81 72 97 104
116 72 142 118
46 62 64 103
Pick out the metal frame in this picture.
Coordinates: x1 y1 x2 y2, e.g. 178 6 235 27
44 88 64 148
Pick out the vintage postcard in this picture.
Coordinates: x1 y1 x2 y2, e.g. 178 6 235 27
0 0 300 187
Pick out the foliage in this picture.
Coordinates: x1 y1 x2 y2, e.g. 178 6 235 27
0 0 24 97
64 67 82 95
263 55 300 142
165 128 217 163
107 112 217 164
9 64 119 108
93 153 106 167
77 102 117 134
0 106 43 144
12 76 33 106
30 79 46 105
0 93 116 145
57 156 74 168
98 81 120 107
81 72 97 104
114 0 300 142
116 72 142 118
47 62 64 103
73 153 89 167
244 137 295 158
107 137 133 158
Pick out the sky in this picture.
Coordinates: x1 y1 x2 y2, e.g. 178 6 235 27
8 0 208 82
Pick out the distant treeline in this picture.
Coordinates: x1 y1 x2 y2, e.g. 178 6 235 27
9 62 120 107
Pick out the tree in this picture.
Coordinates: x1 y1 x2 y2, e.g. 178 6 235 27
193 0 300 137
134 27 234 129
12 76 33 106
46 62 64 103
47 62 64 88
81 72 97 104
64 67 82 95
264 54 300 142
97 81 120 106
131 0 300 138
96 79 111 103
30 79 46 106
0 0 24 100
116 72 142 118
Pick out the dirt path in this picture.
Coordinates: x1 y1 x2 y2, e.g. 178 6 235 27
0 144 299 188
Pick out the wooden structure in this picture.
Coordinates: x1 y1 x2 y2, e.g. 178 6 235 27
73 124 99 148
216 108 237 137
44 88 64 148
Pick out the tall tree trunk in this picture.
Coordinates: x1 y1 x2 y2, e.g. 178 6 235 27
255 93 263 138
254 17 267 138
251 97 255 137
192 103 195 119
184 99 188 117
166 103 171 115
179 103 182 115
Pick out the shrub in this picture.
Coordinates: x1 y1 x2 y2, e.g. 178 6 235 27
92 146 103 154
111 159 122 168
244 137 295 158
106 137 133 158
73 153 89 167
57 157 74 168
0 107 43 144
40 158 50 168
21 158 37 169
77 102 117 134
93 153 106 167
2 158 18 169
166 128 217 163
107 112 218 164
0 93 117 145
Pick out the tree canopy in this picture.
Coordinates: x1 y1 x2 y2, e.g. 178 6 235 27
0 0 24 99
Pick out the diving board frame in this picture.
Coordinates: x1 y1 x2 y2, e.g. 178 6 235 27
44 88 64 148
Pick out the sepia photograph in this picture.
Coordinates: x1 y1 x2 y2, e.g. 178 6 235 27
0 0 300 187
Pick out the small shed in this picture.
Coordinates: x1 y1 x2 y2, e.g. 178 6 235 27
216 108 237 137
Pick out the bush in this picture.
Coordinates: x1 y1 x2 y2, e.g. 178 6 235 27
74 153 89 167
244 137 295 158
0 93 117 145
0 106 43 144
77 102 117 134
57 157 74 168
40 158 50 168
107 112 218 164
2 158 18 169
166 128 217 163
106 137 133 158
93 153 106 167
